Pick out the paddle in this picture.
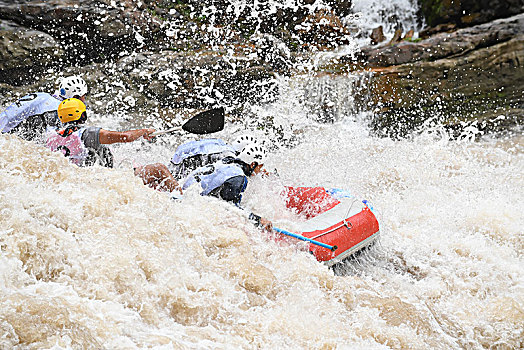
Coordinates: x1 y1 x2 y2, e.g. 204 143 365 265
151 107 225 136
273 227 338 251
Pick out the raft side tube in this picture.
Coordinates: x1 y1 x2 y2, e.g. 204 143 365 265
305 207 380 263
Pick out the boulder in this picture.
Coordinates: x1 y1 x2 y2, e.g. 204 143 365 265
367 35 524 137
0 19 64 85
327 14 524 137
360 14 524 67
0 0 162 62
417 0 524 29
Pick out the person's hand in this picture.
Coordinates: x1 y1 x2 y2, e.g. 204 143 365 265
259 168 271 178
142 128 156 141
260 217 273 232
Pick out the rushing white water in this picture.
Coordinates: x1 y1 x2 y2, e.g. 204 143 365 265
352 0 421 40
1 72 522 348
0 0 522 346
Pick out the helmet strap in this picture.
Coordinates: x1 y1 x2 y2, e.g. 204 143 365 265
245 162 259 176
226 157 258 176
77 111 87 124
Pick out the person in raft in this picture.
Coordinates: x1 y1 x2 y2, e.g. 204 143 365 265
46 98 155 168
133 135 266 191
167 135 265 180
0 76 88 141
134 137 272 230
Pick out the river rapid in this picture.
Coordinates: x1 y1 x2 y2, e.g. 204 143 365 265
1 0 523 349
1 74 523 349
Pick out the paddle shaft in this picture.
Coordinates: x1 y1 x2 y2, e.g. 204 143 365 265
151 126 182 137
273 227 337 251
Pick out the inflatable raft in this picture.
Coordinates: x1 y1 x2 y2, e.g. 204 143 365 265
278 186 380 266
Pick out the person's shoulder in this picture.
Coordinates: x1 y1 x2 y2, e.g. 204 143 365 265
33 91 56 98
83 125 102 131
79 125 101 138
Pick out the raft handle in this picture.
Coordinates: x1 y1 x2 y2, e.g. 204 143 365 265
273 227 337 251
343 219 353 230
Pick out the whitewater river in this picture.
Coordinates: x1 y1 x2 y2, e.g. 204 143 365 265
1 71 522 349
0 0 522 345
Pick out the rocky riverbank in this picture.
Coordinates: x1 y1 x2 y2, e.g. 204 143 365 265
0 1 354 124
354 13 524 137
0 0 522 137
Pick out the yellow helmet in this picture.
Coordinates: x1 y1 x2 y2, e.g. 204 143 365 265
57 98 87 124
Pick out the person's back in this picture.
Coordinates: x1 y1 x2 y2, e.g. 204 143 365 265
169 138 236 180
0 92 62 141
47 124 114 167
181 143 267 203
182 159 248 205
181 145 271 229
0 76 89 141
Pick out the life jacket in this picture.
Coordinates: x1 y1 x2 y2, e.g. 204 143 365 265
0 92 61 133
46 126 114 168
46 127 90 166
170 138 236 179
183 161 247 198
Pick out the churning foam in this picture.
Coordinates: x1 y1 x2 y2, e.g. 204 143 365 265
1 110 522 348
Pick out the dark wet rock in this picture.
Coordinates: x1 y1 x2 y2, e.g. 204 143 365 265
295 10 352 49
0 19 64 85
249 34 293 73
0 0 161 62
367 35 524 137
370 26 386 45
419 23 456 38
324 14 524 137
0 0 354 82
417 0 524 29
324 0 353 17
157 1 354 52
61 49 279 119
360 14 524 67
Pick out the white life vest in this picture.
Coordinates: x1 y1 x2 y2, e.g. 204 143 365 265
0 92 61 133
46 128 90 166
171 138 236 165
183 162 247 196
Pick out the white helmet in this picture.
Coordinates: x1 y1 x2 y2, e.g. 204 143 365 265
58 76 88 99
232 134 261 152
237 143 266 165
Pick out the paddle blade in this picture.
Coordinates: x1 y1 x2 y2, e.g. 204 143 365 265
181 107 225 134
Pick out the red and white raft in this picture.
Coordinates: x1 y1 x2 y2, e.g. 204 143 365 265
278 186 380 266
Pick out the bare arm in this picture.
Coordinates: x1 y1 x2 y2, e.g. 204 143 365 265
134 163 182 193
99 128 155 144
